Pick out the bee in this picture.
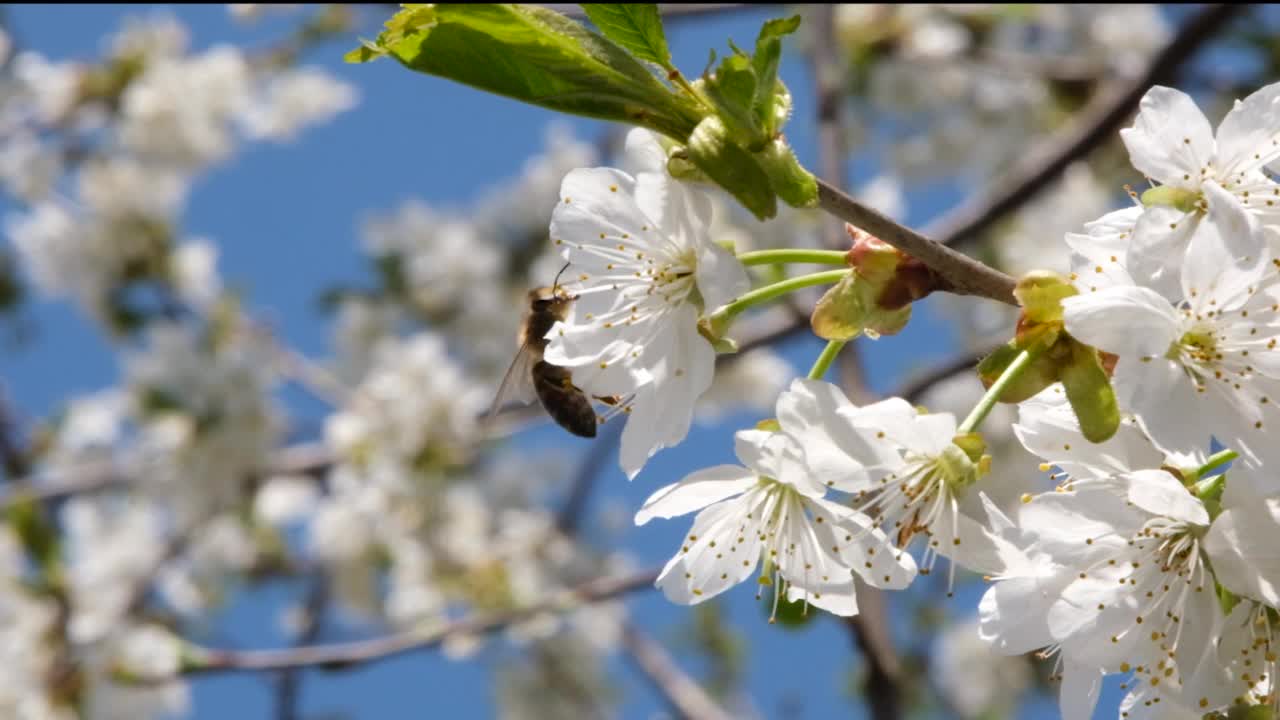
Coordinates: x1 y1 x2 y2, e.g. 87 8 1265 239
487 269 615 438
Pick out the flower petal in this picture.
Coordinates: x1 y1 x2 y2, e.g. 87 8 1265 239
654 490 769 604
1125 468 1209 526
1058 660 1103 720
634 465 759 526
1215 81 1280 177
1203 498 1280 607
1119 86 1214 188
624 127 667 175
1061 285 1180 359
1125 205 1197 302
775 379 897 493
695 236 750 311
809 496 918 590
1182 181 1269 312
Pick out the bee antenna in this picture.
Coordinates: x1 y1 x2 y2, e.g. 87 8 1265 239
551 262 571 294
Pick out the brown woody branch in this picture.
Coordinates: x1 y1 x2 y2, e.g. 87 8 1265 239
144 568 660 680
926 3 1244 248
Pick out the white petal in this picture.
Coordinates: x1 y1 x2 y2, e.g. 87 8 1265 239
551 168 646 245
774 494 856 599
1014 385 1163 479
1119 86 1214 187
810 496 917 590
1116 356 1214 459
1061 285 1180 358
1018 487 1140 564
1203 498 1280 606
695 236 750 311
930 499 1029 576
1048 564 1143 667
978 568 1064 654
1124 468 1209 526
619 384 663 480
775 379 896 492
655 491 768 603
846 397 953 455
1058 660 1103 720
634 465 759 526
624 128 667 175
1126 206 1197 302
1215 81 1280 177
1066 206 1140 294
786 579 858 616
1182 181 1269 312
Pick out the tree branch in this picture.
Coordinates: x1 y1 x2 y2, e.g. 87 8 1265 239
621 621 733 720
815 179 1018 305
274 570 330 720
154 567 660 680
925 3 1244 248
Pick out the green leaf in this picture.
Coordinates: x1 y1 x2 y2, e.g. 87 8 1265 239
751 15 800 134
1060 341 1120 443
686 116 777 220
368 4 705 140
702 52 759 143
976 342 1057 404
344 40 385 64
346 4 437 63
580 4 671 67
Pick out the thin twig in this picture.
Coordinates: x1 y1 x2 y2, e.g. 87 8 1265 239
153 567 660 679
926 3 1244 248
621 621 733 720
275 570 330 720
815 179 1018 306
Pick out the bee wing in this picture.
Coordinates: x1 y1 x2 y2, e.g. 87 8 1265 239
486 343 539 423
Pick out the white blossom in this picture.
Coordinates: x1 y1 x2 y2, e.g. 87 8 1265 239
253 475 320 527
777 378 1025 580
545 128 749 478
1062 189 1280 471
239 67 358 141
638 426 917 617
980 387 1271 718
119 46 251 166
1120 84 1280 299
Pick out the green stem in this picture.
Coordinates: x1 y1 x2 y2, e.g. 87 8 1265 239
957 348 1039 434
1195 448 1238 480
736 249 850 267
807 340 847 380
706 269 849 333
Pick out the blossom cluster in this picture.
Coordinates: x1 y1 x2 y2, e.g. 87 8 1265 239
5 4 1279 719
538 83 1280 718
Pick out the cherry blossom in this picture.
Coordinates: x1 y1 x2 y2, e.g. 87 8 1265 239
544 129 750 478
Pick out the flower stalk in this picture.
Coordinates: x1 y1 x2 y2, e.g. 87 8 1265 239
705 268 849 337
735 249 850 267
807 340 847 380
958 347 1039 434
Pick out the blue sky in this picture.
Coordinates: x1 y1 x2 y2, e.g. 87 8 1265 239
0 5 1150 718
